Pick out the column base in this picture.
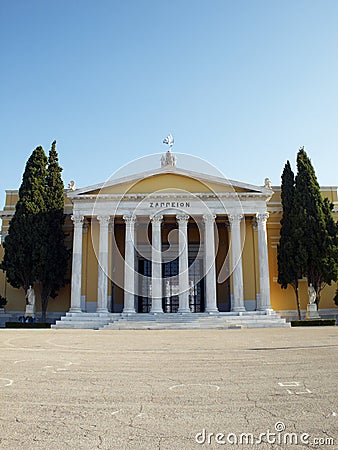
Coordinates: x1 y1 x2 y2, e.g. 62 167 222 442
69 307 83 313
96 308 109 314
231 306 246 312
178 308 191 314
150 309 164 314
122 309 136 315
205 308 219 314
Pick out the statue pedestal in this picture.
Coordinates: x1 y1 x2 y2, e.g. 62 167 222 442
25 304 36 318
305 303 320 320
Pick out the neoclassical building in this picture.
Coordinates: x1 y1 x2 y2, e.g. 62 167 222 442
0 150 337 328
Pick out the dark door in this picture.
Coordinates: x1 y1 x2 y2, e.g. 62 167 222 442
137 257 205 313
137 259 152 313
188 258 204 312
163 258 179 312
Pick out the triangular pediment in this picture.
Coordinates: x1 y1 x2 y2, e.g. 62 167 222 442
68 166 271 198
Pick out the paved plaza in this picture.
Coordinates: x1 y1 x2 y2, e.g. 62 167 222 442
0 328 337 449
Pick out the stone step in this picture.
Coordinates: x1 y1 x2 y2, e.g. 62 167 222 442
57 313 111 322
52 321 108 329
103 323 236 330
102 317 290 330
53 311 290 330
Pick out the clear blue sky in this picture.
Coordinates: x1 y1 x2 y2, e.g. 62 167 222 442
1 0 338 201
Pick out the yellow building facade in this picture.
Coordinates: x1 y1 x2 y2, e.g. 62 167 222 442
0 151 337 327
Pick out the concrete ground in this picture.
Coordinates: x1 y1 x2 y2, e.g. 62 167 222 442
0 328 337 450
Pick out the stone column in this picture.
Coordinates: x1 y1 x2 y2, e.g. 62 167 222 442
70 214 84 313
97 215 110 314
256 212 271 310
123 214 136 314
203 214 218 313
177 213 190 313
229 214 246 312
150 214 163 313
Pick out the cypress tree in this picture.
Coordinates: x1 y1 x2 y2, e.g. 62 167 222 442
0 147 47 293
277 161 306 319
295 147 338 304
38 141 69 321
321 197 338 292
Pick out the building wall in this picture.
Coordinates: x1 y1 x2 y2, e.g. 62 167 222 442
267 187 338 312
1 185 337 317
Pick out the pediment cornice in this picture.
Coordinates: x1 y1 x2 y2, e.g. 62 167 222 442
69 191 271 202
68 166 272 198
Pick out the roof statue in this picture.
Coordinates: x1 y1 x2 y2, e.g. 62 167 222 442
163 133 174 148
264 178 272 189
68 180 76 191
161 134 177 167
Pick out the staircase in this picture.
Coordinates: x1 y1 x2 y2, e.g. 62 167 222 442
51 312 112 329
53 310 290 330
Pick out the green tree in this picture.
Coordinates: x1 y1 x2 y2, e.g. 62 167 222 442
334 289 338 306
38 141 69 321
0 147 47 293
277 161 306 319
295 148 338 305
320 198 338 295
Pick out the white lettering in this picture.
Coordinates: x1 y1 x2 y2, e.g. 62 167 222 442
207 433 214 445
227 433 237 445
266 431 276 444
215 433 226 444
256 433 265 444
239 433 254 445
195 429 206 444
283 433 298 445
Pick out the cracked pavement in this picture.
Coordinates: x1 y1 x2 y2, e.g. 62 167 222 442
0 328 337 449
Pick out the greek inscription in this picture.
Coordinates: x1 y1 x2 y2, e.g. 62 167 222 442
149 201 191 208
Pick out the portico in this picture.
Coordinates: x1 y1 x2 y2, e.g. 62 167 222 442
66 158 273 318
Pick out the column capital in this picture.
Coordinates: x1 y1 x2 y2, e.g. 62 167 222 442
71 214 84 225
176 213 189 224
202 214 216 223
150 213 163 224
256 212 269 225
123 214 136 224
97 215 111 226
228 213 244 224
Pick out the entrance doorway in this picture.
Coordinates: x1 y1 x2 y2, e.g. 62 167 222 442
137 258 204 313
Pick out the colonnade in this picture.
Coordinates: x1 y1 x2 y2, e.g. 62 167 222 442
69 212 271 314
